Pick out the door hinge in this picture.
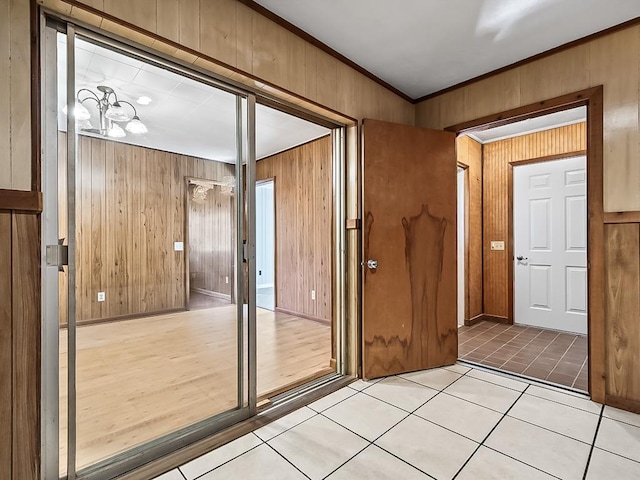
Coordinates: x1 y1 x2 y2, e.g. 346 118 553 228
46 240 68 271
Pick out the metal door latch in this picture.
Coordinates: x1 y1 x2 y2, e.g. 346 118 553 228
46 241 68 272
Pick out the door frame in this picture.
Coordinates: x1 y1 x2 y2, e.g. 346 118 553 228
456 162 470 323
446 86 605 403
255 177 277 311
508 151 588 329
184 177 236 311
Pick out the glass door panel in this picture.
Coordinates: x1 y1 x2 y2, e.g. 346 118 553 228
58 26 252 477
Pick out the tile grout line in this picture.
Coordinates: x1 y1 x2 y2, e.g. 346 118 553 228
582 404 605 480
572 354 589 390
319 369 477 479
187 440 264 480
451 383 563 480
451 385 530 480
547 334 580 379
521 331 563 379
264 442 313 480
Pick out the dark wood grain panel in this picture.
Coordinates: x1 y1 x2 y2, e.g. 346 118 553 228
482 122 586 318
11 213 40 480
0 189 42 211
362 119 457 378
58 133 235 324
605 223 640 401
256 136 333 322
456 135 482 320
0 212 12 480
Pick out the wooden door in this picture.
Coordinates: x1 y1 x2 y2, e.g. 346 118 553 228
362 119 457 378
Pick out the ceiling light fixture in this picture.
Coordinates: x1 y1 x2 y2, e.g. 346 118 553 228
64 85 148 139
136 96 152 105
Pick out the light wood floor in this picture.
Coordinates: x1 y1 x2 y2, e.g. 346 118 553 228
59 305 332 474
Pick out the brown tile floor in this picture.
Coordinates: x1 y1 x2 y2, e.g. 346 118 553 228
458 321 588 391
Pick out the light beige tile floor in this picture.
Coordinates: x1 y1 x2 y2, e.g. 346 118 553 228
156 364 640 480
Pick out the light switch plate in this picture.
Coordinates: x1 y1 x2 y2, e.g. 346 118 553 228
491 241 505 251
174 241 184 251
97 292 105 302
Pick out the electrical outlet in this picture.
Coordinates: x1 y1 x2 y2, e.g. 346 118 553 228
491 241 505 251
174 241 184 251
225 276 229 284
97 291 105 302
311 290 316 300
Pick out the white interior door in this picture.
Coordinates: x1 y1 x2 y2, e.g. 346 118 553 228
256 180 275 310
457 168 465 327
514 156 587 335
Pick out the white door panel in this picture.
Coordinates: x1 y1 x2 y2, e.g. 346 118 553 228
514 156 587 334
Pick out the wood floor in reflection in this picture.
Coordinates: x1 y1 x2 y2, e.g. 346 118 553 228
59 306 332 474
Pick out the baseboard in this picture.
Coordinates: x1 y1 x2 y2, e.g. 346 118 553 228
483 314 511 324
464 314 485 326
464 314 511 326
605 394 640 414
274 307 330 325
191 288 231 300
59 307 186 329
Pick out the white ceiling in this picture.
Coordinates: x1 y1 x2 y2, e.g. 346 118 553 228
255 0 640 98
57 35 330 162
468 106 586 144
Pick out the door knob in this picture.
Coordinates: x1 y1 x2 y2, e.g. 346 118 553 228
516 256 528 261
366 259 378 270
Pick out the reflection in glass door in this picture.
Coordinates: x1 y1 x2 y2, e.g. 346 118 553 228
50 23 254 479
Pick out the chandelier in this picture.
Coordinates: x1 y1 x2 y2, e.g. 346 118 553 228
65 85 148 139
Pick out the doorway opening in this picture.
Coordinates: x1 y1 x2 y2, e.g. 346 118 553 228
256 179 275 311
454 106 590 393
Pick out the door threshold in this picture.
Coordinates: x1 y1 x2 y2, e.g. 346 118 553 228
457 359 590 398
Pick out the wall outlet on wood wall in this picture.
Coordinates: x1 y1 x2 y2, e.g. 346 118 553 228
97 292 105 302
311 290 316 300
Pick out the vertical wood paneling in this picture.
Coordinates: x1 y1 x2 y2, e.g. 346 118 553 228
103 0 157 33
0 212 12 480
591 26 640 212
456 135 482 319
156 0 179 43
188 184 233 297
482 123 586 318
8 0 30 189
58 133 235 324
256 136 332 321
0 0 10 188
605 224 640 400
11 213 40 480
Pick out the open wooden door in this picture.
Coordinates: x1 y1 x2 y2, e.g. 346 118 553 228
362 119 458 378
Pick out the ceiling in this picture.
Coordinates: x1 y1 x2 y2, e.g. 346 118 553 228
255 0 640 99
57 35 330 163
468 106 586 144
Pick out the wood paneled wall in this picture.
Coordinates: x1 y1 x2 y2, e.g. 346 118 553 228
0 210 41 479
256 136 332 322
39 0 414 126
415 25 640 214
58 132 235 324
0 0 31 191
188 184 233 297
605 222 640 412
482 123 586 318
456 135 482 320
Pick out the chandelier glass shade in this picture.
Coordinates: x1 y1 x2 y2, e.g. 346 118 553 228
64 85 148 139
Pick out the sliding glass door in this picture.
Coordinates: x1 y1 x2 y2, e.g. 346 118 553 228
44 22 255 479
42 17 344 480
